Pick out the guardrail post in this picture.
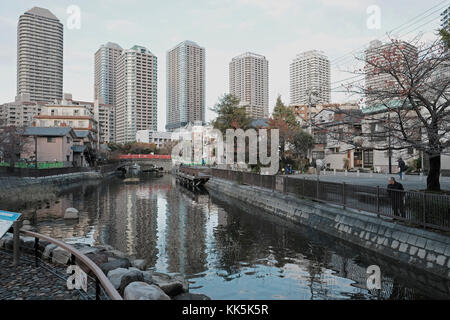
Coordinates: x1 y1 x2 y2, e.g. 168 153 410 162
96 277 101 300
12 219 22 267
302 178 305 198
422 193 426 229
316 179 319 200
376 186 380 218
342 182 346 210
34 237 39 267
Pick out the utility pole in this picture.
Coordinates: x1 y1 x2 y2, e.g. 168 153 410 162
34 136 38 169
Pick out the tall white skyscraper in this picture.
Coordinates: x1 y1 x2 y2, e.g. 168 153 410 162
94 42 123 106
166 40 205 131
229 52 269 119
441 5 449 31
364 40 418 107
17 7 63 102
115 45 158 144
290 50 330 105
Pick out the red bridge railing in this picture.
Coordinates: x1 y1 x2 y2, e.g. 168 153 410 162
120 154 171 160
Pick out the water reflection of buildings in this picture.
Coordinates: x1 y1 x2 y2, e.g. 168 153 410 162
209 196 438 299
164 183 209 275
29 175 448 299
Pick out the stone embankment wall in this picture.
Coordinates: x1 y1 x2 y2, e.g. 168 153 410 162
206 178 450 280
0 171 114 206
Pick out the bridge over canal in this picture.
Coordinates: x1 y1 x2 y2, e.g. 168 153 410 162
119 154 172 172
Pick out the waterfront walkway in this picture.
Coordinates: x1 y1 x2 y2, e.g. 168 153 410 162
291 172 450 191
0 249 82 300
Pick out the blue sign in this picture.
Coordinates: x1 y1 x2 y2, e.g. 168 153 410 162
0 210 21 238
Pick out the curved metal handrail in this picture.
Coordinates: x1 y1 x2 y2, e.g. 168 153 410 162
21 230 123 300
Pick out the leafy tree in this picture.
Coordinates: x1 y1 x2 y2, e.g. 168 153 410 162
440 20 450 49
292 130 314 159
211 94 251 135
272 95 299 129
268 95 301 167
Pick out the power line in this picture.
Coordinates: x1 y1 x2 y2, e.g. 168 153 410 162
331 1 448 66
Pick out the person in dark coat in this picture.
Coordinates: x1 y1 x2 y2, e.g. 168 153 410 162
387 177 405 218
397 158 407 180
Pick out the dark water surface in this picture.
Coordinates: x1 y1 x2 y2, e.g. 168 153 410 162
11 174 450 299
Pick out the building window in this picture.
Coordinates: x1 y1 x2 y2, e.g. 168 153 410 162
312 151 325 160
67 137 70 143
47 137 56 143
67 155 70 161
363 149 374 167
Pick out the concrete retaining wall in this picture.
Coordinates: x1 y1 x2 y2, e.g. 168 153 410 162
206 178 450 280
0 171 115 206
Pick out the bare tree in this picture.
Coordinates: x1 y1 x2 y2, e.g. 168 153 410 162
320 35 449 191
0 126 31 167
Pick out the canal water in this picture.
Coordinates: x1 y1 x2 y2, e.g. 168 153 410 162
10 174 450 299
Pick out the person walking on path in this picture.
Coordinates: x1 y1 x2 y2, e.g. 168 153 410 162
397 158 407 180
387 177 406 218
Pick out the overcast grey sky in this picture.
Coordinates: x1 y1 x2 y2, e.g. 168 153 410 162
0 0 446 130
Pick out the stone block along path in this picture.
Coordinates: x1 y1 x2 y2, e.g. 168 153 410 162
0 249 83 300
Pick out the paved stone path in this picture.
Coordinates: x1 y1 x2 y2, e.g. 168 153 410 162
0 249 82 300
290 172 450 191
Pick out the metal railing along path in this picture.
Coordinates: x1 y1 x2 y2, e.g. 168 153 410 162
10 224 122 300
209 169 450 233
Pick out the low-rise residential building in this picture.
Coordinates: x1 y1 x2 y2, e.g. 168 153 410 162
292 103 359 128
136 130 174 148
310 108 363 170
360 105 421 173
33 101 99 150
72 130 96 167
0 93 45 127
94 100 115 144
21 127 76 166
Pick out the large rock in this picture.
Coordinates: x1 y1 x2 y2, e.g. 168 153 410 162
78 252 109 275
100 258 131 275
0 233 13 248
123 282 170 300
106 249 127 259
20 236 36 254
174 275 189 293
20 225 33 231
118 270 144 295
43 244 57 261
64 208 79 219
142 271 153 284
36 240 51 254
131 259 147 270
107 268 129 289
52 247 72 265
152 272 186 297
77 245 100 256
173 293 211 300
85 252 109 266
95 244 114 251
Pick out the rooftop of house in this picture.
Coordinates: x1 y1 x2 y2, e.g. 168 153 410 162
23 127 74 137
